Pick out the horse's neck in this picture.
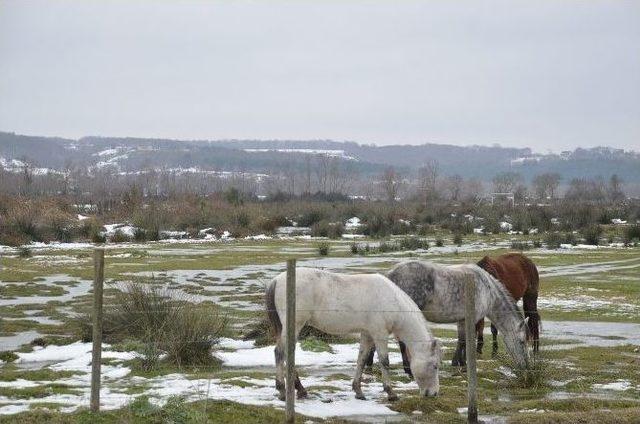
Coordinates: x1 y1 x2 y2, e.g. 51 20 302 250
486 280 520 334
393 310 431 351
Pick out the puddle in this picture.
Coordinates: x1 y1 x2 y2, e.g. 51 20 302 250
0 330 43 351
0 275 92 307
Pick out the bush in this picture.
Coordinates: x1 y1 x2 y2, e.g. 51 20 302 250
18 246 32 258
435 238 444 247
298 210 325 227
91 229 106 244
78 282 227 367
544 232 576 249
624 224 640 245
362 214 392 238
317 242 330 256
110 229 132 243
582 225 602 245
453 233 463 246
510 241 531 251
133 228 147 242
398 236 429 250
311 220 343 239
350 243 359 254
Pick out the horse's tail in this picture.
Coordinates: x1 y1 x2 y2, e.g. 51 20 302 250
265 280 282 337
521 256 541 352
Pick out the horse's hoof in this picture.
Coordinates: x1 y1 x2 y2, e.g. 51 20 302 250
297 390 308 399
355 393 367 400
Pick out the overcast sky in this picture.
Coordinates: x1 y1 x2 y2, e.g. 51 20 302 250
0 1 638 152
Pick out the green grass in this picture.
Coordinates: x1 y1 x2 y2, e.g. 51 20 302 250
0 399 314 424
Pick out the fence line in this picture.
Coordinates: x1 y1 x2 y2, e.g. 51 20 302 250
86 252 535 419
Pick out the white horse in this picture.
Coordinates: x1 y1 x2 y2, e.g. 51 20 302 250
265 267 441 401
387 261 531 369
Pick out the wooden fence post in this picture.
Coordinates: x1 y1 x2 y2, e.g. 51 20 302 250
465 274 478 423
285 259 296 423
90 248 105 413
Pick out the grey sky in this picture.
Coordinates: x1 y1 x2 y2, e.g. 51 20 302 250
1 1 638 152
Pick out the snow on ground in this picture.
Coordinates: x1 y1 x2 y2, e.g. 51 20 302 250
592 380 640 391
219 341 403 368
0 340 404 418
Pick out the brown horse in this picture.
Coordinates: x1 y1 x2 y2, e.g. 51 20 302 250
476 253 540 354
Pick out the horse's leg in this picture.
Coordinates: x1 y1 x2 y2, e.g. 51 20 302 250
373 338 398 401
399 341 412 378
523 292 540 353
352 333 374 400
491 323 499 357
277 324 307 400
291 324 308 399
476 319 484 355
452 320 466 367
274 335 286 401
364 347 375 371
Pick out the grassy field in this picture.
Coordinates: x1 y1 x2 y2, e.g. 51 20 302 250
1 234 639 422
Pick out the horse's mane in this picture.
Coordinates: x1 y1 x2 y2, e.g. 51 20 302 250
466 264 521 318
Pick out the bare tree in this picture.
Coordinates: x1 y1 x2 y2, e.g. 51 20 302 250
381 166 401 203
418 159 439 206
492 171 523 193
608 174 625 202
444 174 463 201
532 172 561 199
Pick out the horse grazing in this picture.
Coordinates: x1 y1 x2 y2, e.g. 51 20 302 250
386 261 530 369
476 253 540 354
265 267 441 401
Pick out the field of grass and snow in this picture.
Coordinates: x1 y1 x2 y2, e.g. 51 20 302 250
1 235 639 423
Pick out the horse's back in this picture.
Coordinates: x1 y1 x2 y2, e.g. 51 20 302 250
388 261 478 322
270 267 416 335
479 253 538 299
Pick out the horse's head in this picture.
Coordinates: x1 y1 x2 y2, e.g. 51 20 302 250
506 317 532 369
410 339 441 397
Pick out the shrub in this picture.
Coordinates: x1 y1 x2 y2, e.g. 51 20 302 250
435 238 444 247
544 232 576 249
624 224 640 245
453 233 463 246
510 241 531 251
398 236 429 250
582 225 602 245
317 242 330 256
18 246 32 258
91 229 106 244
362 214 391 238
350 243 359 254
311 220 343 239
110 229 132 243
298 210 325 227
133 228 147 242
532 239 542 248
78 282 227 367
